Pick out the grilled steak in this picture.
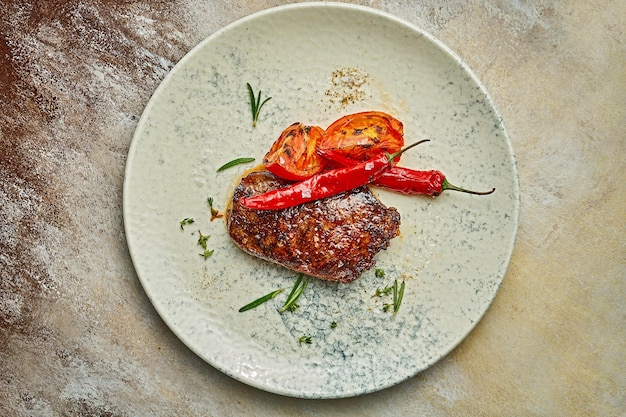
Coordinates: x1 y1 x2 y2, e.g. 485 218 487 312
226 170 401 283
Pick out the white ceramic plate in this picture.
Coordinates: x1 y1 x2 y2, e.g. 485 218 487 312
123 3 519 398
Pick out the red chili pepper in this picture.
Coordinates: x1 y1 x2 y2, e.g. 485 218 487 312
239 140 429 210
374 167 495 197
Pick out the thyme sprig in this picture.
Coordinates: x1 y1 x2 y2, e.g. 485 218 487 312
373 285 393 298
298 335 312 345
247 83 271 126
280 273 310 313
207 197 223 221
239 288 284 312
179 218 194 230
197 230 214 259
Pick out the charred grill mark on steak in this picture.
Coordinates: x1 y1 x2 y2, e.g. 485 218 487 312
226 170 400 283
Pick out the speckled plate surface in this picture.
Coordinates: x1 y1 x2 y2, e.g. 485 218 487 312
123 3 519 399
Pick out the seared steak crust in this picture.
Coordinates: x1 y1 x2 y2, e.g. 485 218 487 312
226 170 401 283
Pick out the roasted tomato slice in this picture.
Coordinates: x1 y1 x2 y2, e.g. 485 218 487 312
317 111 405 166
263 123 326 181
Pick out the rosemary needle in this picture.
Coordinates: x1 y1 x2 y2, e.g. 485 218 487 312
216 157 255 172
280 274 310 313
285 274 303 301
393 280 405 313
239 288 284 312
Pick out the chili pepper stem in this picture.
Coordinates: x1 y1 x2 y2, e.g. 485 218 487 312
441 178 495 196
386 139 430 164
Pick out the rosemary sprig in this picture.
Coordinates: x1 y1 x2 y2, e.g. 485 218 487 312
239 288 284 312
216 157 255 172
280 273 310 313
247 83 271 126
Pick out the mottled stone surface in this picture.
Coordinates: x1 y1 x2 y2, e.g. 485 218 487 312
1 1 623 416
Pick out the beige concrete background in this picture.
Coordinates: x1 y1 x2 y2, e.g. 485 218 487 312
1 1 623 415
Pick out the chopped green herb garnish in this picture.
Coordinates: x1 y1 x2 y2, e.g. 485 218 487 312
377 279 406 313
239 288 284 312
280 273 310 313
179 218 194 230
375 268 386 278
247 82 271 126
197 231 214 259
216 157 256 172
197 231 210 249
373 285 393 298
298 335 312 345
331 321 338 329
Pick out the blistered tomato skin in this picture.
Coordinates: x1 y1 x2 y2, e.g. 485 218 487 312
263 123 326 181
317 111 405 166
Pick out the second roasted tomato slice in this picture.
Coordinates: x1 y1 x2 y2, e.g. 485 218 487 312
317 111 405 166
263 122 326 181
